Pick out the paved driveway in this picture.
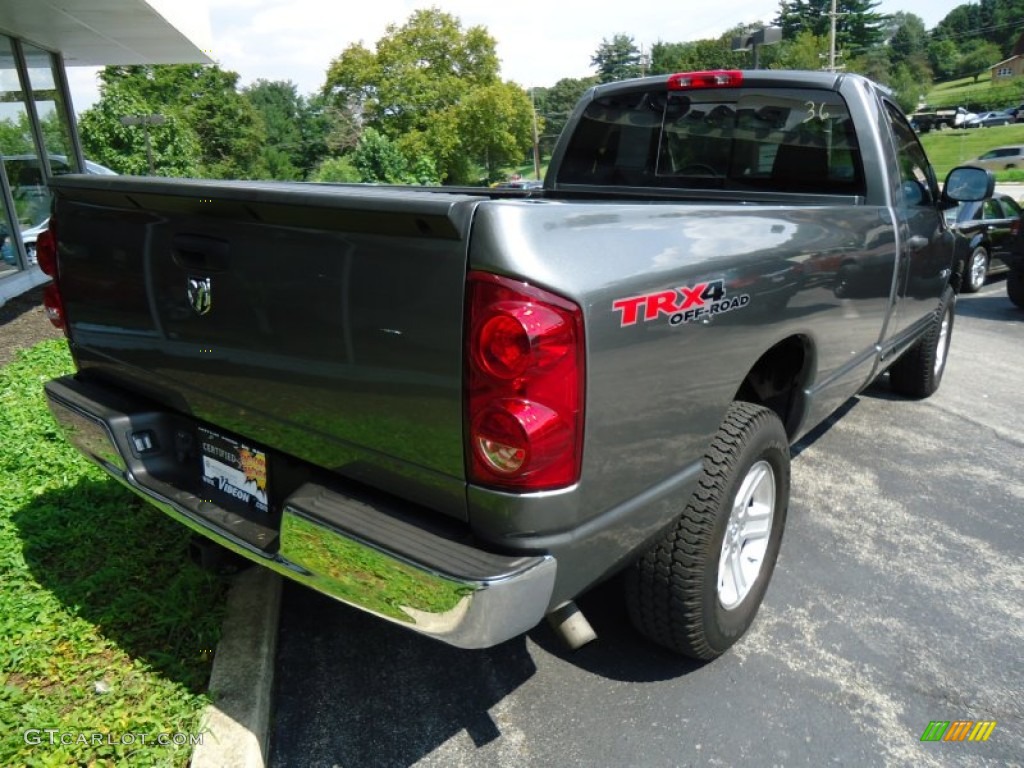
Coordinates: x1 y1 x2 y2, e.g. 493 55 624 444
270 279 1023 767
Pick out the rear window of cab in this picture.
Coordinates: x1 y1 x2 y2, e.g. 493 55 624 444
557 86 865 196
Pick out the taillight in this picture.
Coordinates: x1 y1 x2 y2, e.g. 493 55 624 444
667 70 743 90
466 272 585 491
36 220 66 331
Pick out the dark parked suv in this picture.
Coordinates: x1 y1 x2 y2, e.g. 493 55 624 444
945 193 1022 292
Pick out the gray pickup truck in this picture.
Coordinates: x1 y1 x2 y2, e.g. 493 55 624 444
41 70 990 660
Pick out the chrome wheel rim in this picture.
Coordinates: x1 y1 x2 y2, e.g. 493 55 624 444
718 460 776 610
934 308 951 378
969 251 987 289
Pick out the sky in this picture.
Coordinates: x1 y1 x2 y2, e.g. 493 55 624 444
64 0 974 114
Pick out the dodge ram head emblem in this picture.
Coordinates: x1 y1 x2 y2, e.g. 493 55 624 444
187 276 212 315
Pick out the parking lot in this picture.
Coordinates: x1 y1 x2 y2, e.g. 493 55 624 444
270 279 1022 767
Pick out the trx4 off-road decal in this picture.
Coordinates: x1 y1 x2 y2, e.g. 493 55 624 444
612 280 751 327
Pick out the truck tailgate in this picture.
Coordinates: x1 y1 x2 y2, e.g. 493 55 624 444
51 176 482 519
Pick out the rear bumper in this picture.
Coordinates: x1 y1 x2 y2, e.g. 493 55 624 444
44 375 556 649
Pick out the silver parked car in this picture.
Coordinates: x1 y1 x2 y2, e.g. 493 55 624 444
968 145 1024 171
963 110 1014 128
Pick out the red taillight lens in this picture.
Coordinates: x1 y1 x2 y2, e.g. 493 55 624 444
36 223 58 277
667 70 743 90
36 220 66 331
466 272 585 491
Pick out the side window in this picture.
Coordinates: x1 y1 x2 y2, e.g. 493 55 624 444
885 102 939 207
999 197 1022 219
982 199 1002 220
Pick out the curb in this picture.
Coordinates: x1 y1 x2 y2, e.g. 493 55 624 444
190 567 281 768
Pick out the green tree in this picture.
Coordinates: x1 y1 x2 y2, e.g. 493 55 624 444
351 128 411 183
846 46 893 85
958 40 1003 82
775 0 888 58
932 0 1024 61
591 35 642 83
80 64 265 179
0 113 34 155
888 64 929 113
887 13 927 66
311 155 360 183
927 38 961 81
322 9 530 184
650 38 741 74
0 110 75 159
78 82 199 176
769 30 829 71
178 66 266 179
456 82 537 181
293 93 360 180
325 9 499 136
244 79 303 180
533 76 597 145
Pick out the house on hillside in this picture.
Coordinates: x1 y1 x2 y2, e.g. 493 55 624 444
990 31 1024 81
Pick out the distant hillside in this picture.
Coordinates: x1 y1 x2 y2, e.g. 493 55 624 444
925 76 1024 111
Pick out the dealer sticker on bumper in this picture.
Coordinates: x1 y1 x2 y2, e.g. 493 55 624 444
199 427 268 513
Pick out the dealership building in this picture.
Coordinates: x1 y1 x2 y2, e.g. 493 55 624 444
0 1 209 305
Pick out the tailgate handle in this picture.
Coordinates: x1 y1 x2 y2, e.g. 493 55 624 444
172 234 229 272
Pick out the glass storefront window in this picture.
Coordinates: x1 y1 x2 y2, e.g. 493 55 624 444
0 35 79 275
23 42 77 170
0 33 34 275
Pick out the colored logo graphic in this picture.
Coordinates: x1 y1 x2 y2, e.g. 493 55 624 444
920 721 996 742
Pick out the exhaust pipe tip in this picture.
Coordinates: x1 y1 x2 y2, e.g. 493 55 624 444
546 601 597 650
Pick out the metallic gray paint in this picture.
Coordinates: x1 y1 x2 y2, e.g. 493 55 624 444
52 177 481 520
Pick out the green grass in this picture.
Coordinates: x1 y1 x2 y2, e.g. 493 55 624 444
509 159 548 181
918 123 1024 178
924 76 1024 111
0 341 228 767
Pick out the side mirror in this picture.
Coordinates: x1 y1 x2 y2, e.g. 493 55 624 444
942 165 994 204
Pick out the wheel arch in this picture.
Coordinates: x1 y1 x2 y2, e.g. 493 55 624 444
732 334 815 441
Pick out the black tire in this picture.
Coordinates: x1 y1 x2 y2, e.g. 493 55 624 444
889 286 955 398
962 246 988 293
1008 269 1024 309
625 402 790 660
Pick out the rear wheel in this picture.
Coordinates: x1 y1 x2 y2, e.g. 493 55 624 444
889 286 955 398
962 246 989 293
625 402 789 660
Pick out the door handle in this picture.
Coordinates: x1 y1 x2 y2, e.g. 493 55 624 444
172 234 230 272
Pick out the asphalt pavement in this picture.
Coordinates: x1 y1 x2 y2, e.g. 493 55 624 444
269 278 1023 768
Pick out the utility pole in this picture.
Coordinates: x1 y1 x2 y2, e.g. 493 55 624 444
828 0 838 72
120 114 166 175
530 88 541 181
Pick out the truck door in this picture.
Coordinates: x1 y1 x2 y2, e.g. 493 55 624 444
883 101 952 344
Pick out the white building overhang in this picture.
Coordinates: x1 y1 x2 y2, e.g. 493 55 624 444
0 0 212 66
